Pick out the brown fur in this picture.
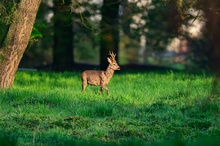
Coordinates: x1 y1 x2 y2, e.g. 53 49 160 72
81 52 120 94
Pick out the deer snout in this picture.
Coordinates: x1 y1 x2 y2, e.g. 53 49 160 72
117 66 120 70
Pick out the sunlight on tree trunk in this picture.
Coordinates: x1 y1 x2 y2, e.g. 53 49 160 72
0 0 41 89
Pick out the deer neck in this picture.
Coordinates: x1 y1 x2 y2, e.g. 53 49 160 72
105 66 114 80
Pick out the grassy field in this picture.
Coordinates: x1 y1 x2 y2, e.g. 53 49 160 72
0 70 219 145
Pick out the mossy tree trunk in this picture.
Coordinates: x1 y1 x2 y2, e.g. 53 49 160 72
0 0 41 89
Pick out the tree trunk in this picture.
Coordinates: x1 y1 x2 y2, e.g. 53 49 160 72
100 0 120 70
53 0 74 72
0 0 41 89
202 0 220 96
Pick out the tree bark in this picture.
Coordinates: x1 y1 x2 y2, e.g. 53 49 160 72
0 0 41 89
100 0 120 70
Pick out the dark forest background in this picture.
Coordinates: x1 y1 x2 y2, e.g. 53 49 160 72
0 0 218 72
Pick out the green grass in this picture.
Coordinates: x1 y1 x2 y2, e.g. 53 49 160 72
0 70 219 145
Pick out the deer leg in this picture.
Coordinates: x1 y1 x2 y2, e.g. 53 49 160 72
100 87 103 95
82 80 87 93
101 84 109 95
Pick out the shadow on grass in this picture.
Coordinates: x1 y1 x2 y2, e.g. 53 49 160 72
1 134 220 146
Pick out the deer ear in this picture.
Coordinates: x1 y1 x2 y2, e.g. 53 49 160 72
107 57 112 63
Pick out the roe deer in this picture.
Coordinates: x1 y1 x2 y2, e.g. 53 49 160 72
81 51 120 95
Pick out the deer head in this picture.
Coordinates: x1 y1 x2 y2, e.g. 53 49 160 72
107 51 120 70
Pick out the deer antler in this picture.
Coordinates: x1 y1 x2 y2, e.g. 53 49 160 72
109 51 116 61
